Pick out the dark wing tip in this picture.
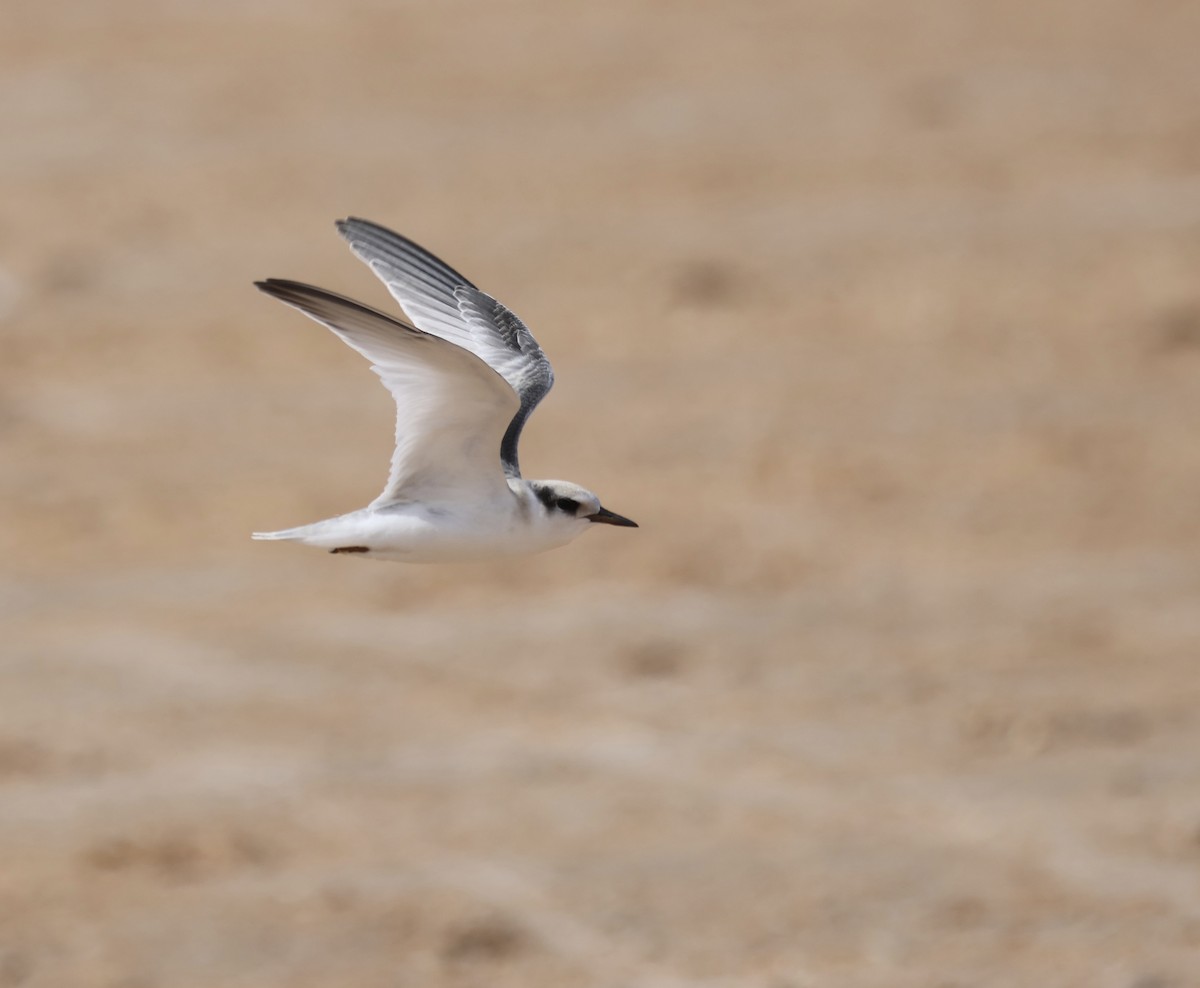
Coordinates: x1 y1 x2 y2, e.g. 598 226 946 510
332 218 478 291
255 278 315 303
333 217 376 247
255 277 288 296
254 278 424 330
335 216 393 241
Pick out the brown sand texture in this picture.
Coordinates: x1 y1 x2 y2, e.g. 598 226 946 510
3 2 1200 985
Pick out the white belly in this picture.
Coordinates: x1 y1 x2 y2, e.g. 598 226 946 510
279 499 584 564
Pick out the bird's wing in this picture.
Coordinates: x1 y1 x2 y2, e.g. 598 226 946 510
256 279 518 507
335 217 554 478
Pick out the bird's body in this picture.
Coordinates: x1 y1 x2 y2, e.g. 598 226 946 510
252 218 636 563
254 479 601 563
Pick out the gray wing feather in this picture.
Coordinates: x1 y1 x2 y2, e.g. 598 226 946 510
453 287 554 477
335 217 555 478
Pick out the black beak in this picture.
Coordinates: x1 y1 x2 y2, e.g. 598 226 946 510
589 506 638 528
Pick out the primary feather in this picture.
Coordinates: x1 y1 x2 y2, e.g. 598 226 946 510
335 218 554 477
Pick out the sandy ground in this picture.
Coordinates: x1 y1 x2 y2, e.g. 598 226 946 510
3 1 1200 985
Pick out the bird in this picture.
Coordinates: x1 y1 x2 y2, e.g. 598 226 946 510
251 217 637 563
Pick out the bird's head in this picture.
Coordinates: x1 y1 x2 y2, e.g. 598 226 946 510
530 480 638 533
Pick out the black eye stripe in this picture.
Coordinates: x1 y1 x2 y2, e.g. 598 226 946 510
532 486 582 515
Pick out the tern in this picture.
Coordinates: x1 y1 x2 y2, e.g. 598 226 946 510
252 218 637 563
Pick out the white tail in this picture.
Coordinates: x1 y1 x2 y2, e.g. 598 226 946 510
251 528 306 541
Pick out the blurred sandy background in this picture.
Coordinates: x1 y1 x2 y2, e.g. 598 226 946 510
3 1 1200 985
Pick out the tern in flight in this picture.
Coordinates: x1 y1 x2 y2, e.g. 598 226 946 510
252 218 637 562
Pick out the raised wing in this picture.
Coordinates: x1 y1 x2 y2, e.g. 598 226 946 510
255 279 518 506
335 218 554 478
